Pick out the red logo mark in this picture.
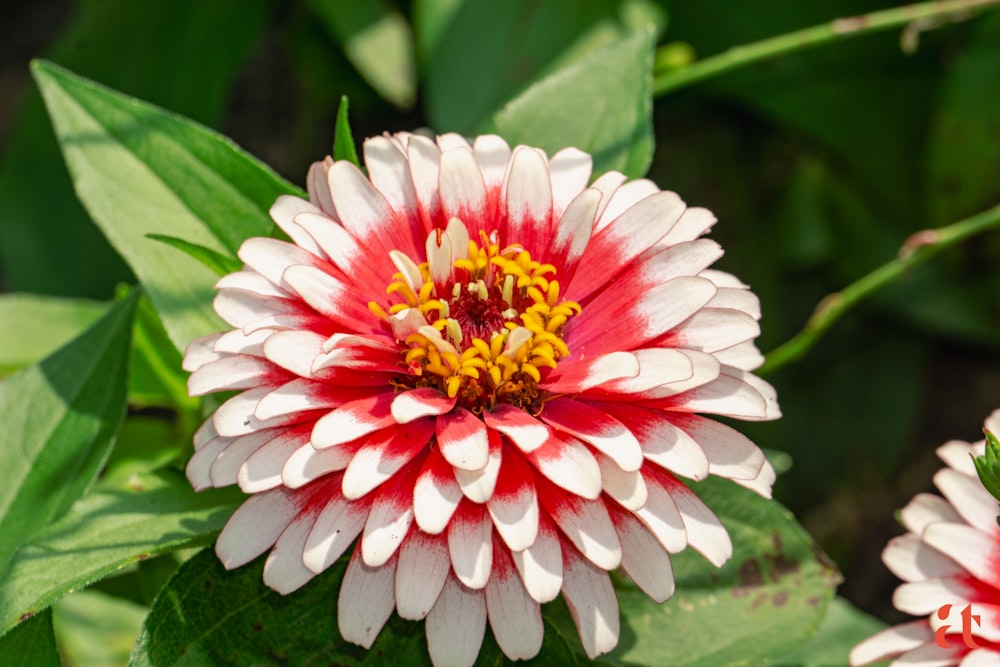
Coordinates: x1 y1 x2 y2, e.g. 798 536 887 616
934 604 981 649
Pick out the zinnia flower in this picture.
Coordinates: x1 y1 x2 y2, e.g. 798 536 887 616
851 411 1000 666
183 132 779 665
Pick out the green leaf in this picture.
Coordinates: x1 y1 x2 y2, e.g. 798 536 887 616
0 608 60 667
52 591 148 667
308 0 416 109
974 430 1000 505
0 293 107 374
130 549 362 666
418 0 659 134
770 597 887 667
334 95 361 167
0 291 136 576
0 0 270 298
487 28 655 178
550 477 840 666
127 293 199 412
146 234 243 277
0 470 238 639
32 60 302 350
925 11 1000 226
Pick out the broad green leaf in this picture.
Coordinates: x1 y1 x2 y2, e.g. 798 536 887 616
0 470 238 639
771 597 887 667
549 477 840 666
0 292 136 576
487 28 655 178
33 60 302 351
0 609 60 667
0 293 106 374
925 11 1000 226
308 0 416 109
418 0 661 134
0 0 270 298
147 234 243 278
53 591 148 667
127 293 200 412
131 546 583 666
334 96 361 166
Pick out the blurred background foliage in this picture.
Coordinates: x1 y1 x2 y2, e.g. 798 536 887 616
2 0 999 642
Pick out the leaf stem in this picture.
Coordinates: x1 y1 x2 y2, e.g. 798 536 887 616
760 203 1000 375
653 0 1000 96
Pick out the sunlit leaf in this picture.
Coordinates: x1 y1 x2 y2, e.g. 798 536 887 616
0 470 238 639
33 60 301 350
488 28 655 178
0 292 136 577
334 95 361 167
0 294 106 374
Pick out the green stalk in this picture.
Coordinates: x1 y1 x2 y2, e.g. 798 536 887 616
760 203 1000 375
653 0 1000 97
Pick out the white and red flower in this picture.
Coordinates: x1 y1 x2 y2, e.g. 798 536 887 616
183 132 779 665
851 411 1000 667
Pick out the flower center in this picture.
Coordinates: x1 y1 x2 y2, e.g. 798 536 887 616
370 224 580 413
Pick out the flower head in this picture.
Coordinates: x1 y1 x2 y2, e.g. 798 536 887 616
851 411 1000 666
184 132 779 665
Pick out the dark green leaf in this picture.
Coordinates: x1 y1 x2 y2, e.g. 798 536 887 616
308 0 416 109
0 609 60 667
146 234 243 277
487 28 655 178
127 293 199 412
925 11 1000 226
0 0 271 298
334 95 362 166
33 60 302 350
0 471 238 639
52 591 148 667
0 291 136 576
0 294 107 374
549 477 840 666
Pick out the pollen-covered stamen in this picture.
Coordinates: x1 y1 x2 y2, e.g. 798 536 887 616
369 226 580 411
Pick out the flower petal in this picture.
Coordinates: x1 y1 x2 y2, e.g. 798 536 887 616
338 547 397 649
448 500 493 589
437 407 490 471
426 576 487 667
395 529 450 620
561 544 620 659
486 539 544 660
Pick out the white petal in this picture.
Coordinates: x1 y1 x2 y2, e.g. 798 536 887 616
361 487 414 567
426 577 487 667
542 493 621 571
254 378 336 421
934 467 1000 534
614 511 676 603
413 453 463 534
282 442 354 489
454 432 502 503
894 577 972 615
882 534 963 582
597 455 648 510
263 512 318 594
215 489 297 569
183 333 223 372
437 407 490 471
364 135 418 216
395 530 450 620
188 355 276 396
540 398 643 472
391 387 456 424
486 548 544 660
448 504 493 589
512 516 562 603
561 547 620 659
900 493 962 535
633 478 687 554
526 432 602 500
338 548 397 649
667 480 732 567
312 393 395 449
302 494 368 573
210 428 283 488
472 134 511 192
238 426 311 493
549 147 592 215
186 435 230 491
922 522 1000 587
848 620 933 666
483 405 550 453
262 329 326 378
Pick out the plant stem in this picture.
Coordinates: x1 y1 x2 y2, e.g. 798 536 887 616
759 203 1000 375
653 0 1000 96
